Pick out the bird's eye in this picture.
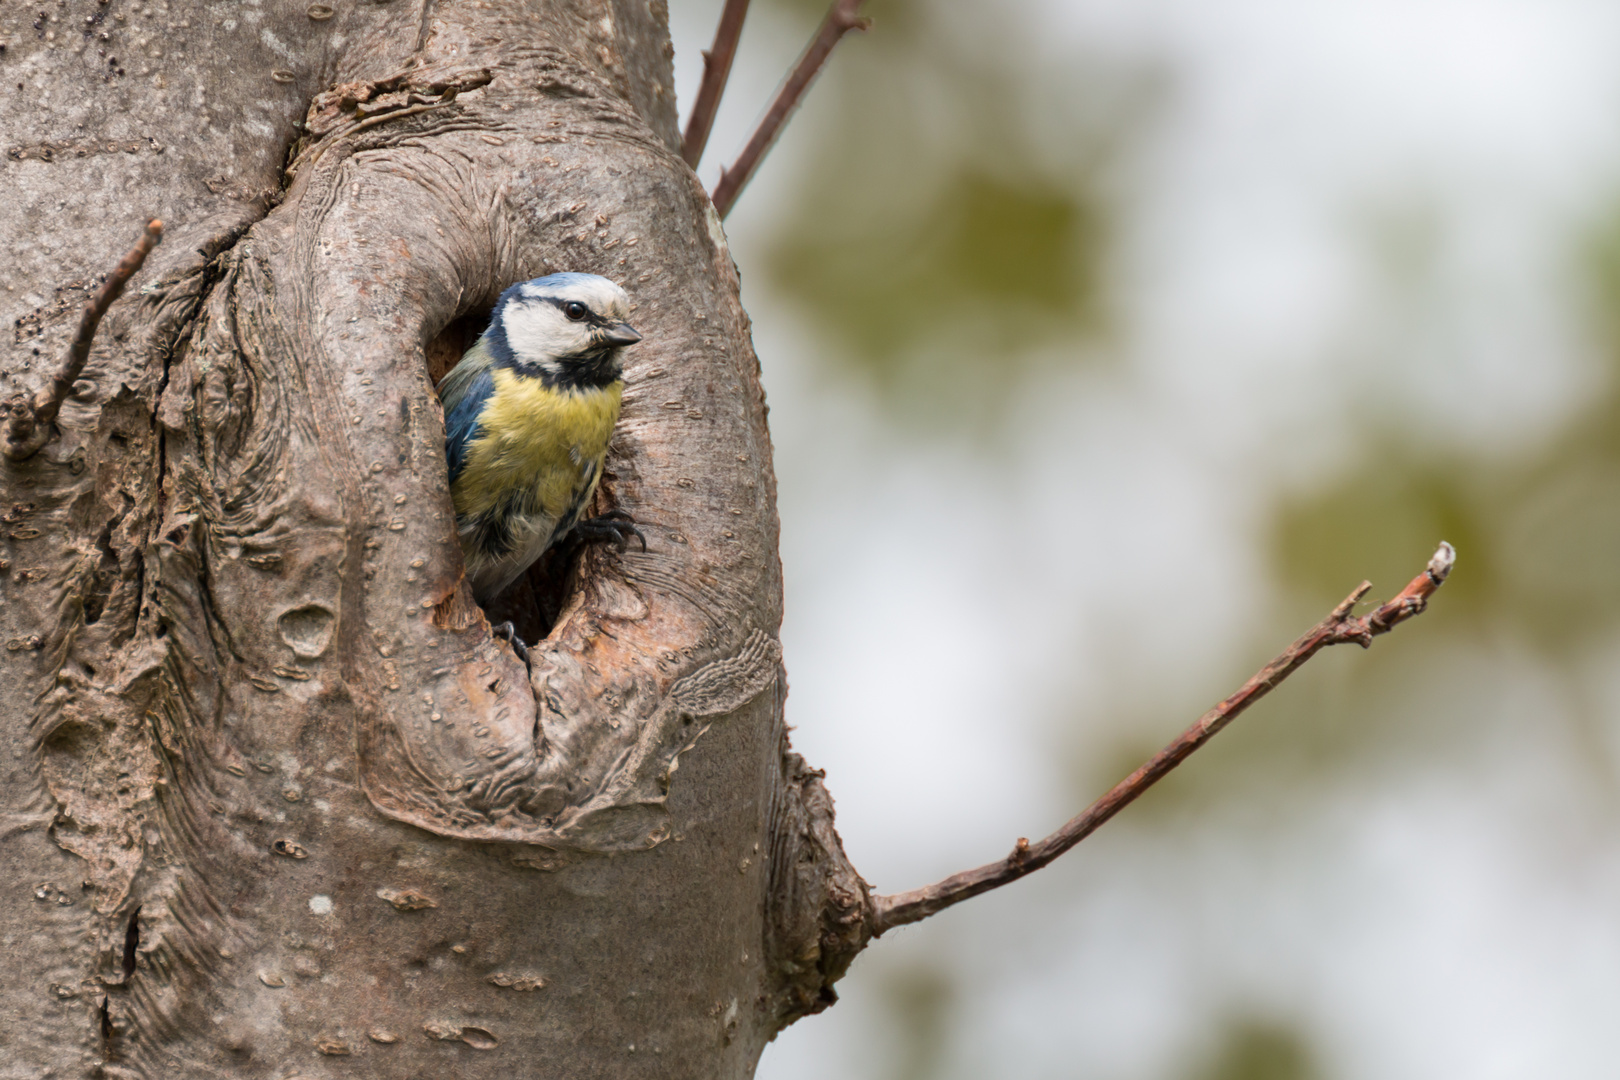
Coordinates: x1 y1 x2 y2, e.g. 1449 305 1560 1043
563 301 588 321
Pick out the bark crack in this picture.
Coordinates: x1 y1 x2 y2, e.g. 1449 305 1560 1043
120 906 140 979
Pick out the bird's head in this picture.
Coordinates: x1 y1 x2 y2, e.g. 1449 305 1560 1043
485 273 642 388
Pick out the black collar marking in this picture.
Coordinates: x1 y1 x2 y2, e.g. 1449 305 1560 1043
523 348 623 391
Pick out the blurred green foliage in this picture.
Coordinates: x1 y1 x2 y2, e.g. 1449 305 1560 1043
1195 1021 1320 1080
877 964 953 1080
1273 453 1490 629
771 169 1101 365
760 0 1130 427
1063 193 1620 815
1273 197 1620 654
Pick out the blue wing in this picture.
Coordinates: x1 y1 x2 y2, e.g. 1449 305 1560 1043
442 371 493 484
438 340 497 485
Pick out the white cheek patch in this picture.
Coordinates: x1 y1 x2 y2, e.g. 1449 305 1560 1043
503 304 589 361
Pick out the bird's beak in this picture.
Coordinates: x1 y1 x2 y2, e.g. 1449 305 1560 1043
601 322 642 347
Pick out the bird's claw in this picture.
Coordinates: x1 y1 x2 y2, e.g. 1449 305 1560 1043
491 620 530 666
574 512 647 554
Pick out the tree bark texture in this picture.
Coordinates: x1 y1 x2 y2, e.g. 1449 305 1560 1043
0 2 869 1076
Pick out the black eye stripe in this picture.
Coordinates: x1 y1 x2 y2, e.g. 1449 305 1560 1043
540 296 613 327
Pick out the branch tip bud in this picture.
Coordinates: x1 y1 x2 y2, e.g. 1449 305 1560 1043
1427 541 1455 584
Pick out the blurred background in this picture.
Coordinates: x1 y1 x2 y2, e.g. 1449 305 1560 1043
669 1 1620 1077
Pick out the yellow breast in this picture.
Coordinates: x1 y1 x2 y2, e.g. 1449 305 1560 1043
452 369 622 520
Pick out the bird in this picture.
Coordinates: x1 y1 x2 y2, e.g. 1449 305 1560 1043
438 273 645 650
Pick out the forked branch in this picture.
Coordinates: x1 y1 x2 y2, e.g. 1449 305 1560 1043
870 541 1458 935
681 0 751 169
3 218 163 462
710 0 869 218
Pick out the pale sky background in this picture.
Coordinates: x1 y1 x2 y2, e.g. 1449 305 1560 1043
668 2 1620 1077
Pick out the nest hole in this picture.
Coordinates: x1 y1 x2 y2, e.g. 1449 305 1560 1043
481 543 581 644
425 311 486 387
424 307 615 646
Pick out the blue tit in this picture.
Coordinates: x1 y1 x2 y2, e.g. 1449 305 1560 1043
438 272 644 608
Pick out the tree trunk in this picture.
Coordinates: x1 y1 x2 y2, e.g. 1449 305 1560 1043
0 2 868 1076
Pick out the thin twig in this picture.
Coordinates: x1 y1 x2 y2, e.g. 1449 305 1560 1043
710 0 869 218
681 0 751 170
3 219 163 462
870 541 1458 936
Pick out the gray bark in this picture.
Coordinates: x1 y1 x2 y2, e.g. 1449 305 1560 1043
0 2 868 1076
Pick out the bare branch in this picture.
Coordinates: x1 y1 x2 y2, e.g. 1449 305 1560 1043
681 0 751 170
3 218 163 462
710 0 869 219
870 542 1458 936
